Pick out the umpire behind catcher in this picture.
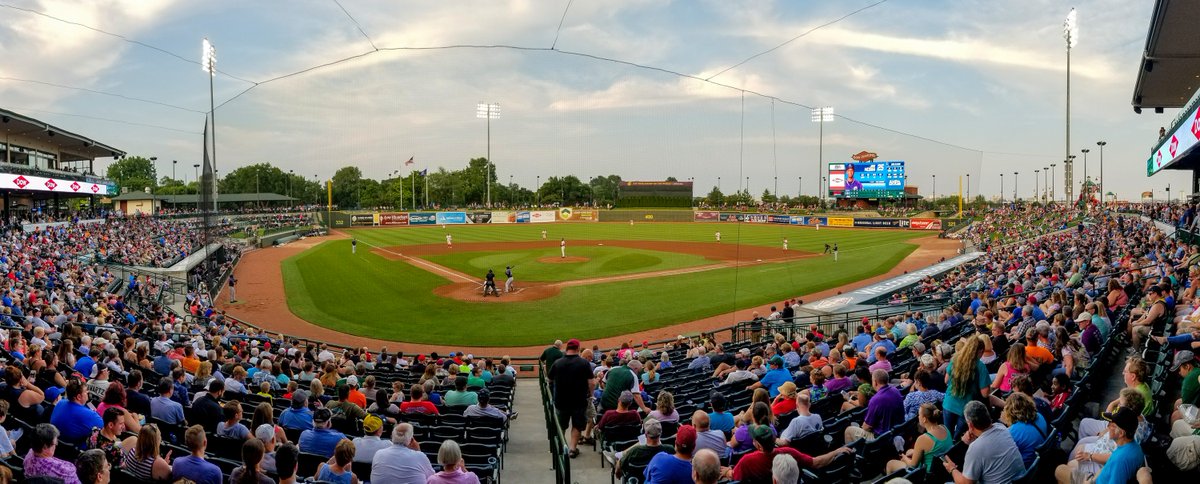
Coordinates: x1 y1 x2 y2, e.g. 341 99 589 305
484 269 499 296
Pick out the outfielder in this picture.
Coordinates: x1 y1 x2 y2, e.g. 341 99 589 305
446 233 453 248
715 231 721 242
783 238 788 251
541 230 547 240
560 238 566 258
505 266 514 292
351 238 357 254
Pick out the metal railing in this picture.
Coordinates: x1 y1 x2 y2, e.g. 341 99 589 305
539 361 572 484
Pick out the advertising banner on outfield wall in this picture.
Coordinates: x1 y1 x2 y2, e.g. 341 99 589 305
379 213 409 225
802 217 826 226
768 215 791 224
853 218 907 228
470 212 492 224
529 210 557 223
909 218 942 230
789 216 807 225
436 212 469 224
409 212 436 225
490 211 526 223
694 211 719 221
350 214 375 226
556 208 598 221
827 217 854 227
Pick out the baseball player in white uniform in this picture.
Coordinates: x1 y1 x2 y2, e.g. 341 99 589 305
446 234 453 247
505 266 514 292
541 230 547 240
560 238 566 258
783 238 788 251
715 231 721 242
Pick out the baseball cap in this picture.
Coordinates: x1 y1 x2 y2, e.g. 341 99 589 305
1172 351 1197 372
566 339 581 350
254 424 275 441
674 424 697 453
842 344 855 354
290 390 309 409
1074 311 1093 323
313 408 332 423
1102 406 1139 438
750 424 774 446
362 414 383 433
769 356 784 367
346 375 359 387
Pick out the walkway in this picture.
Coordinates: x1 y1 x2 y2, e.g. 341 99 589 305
503 379 608 484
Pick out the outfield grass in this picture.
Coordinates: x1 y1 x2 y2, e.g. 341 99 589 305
282 223 927 346
423 245 714 282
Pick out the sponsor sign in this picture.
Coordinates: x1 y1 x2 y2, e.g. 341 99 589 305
720 212 740 222
619 181 692 187
529 210 556 223
789 216 807 225
853 218 905 228
350 214 375 226
694 211 720 221
556 208 599 221
909 218 942 230
435 212 468 225
470 212 492 224
804 217 826 226
0 172 113 195
409 212 436 225
516 211 531 223
1148 95 1200 175
743 214 768 223
768 215 791 224
827 217 854 227
379 213 409 225
828 161 905 198
490 211 515 223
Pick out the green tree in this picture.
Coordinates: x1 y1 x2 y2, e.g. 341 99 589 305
588 175 622 206
761 189 776 204
331 166 364 208
106 156 157 192
705 186 724 206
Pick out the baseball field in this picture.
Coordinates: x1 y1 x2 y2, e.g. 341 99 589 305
269 222 932 347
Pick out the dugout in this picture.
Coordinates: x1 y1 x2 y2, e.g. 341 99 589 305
0 108 122 220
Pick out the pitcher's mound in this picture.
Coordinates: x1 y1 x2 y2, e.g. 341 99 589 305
539 256 589 264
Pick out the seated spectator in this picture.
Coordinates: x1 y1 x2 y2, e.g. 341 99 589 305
645 424 696 483
1001 392 1049 468
615 418 674 480
777 393 823 446
192 379 225 432
747 356 791 398
708 392 735 433
825 364 854 394
1055 406 1144 484
692 448 721 484
1170 351 1200 424
868 346 892 373
51 378 103 445
299 408 347 458
171 425 222 484
327 384 368 421
444 376 479 407
315 439 358 484
125 370 153 417
254 424 279 473
83 407 137 465
76 448 110 484
598 391 643 431
400 384 440 415
691 411 729 459
464 388 507 421
903 369 945 421
225 366 249 394
25 423 82 484
886 403 951 474
217 400 251 439
726 423 854 481
941 401 1024 484
722 358 758 385
844 370 904 443
987 345 1032 408
730 402 776 453
150 377 186 426
648 390 680 423
229 438 273 484
352 415 389 463
771 382 798 416
280 390 315 430
121 423 172 481
427 440 481 484
371 423 436 482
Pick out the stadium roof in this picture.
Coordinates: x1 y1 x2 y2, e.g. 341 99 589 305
110 192 296 203
0 107 125 161
1131 0 1200 110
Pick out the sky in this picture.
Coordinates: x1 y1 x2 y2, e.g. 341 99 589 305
0 0 1191 201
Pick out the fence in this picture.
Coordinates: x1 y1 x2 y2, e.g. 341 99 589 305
539 362 572 484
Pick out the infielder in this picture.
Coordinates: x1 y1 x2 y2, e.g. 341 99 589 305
783 238 788 251
351 238 357 254
446 234 453 248
560 238 566 258
505 266 514 292
715 231 721 242
541 230 547 240
834 243 839 261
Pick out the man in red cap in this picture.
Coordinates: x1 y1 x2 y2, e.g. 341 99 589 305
645 424 697 483
547 338 594 458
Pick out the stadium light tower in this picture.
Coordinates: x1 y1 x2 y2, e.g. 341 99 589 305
1063 8 1078 202
811 107 834 199
1014 172 1019 201
1000 173 1004 203
1051 163 1057 202
1035 169 1040 201
1097 140 1107 206
476 102 500 207
201 38 219 211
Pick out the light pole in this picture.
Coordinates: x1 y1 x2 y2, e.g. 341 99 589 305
172 160 177 181
773 176 778 201
1050 163 1057 202
476 102 500 207
932 174 937 202
797 177 802 200
536 175 540 205
811 107 834 199
1014 172 1019 201
1081 148 1090 193
966 173 970 204
1097 141 1107 207
201 38 219 212
1063 8 1078 202
1000 173 1004 203
1035 169 1040 201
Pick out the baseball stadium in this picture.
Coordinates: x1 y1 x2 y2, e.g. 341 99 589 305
3 2 1200 484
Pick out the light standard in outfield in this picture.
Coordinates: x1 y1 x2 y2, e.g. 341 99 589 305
811 107 834 199
476 102 500 208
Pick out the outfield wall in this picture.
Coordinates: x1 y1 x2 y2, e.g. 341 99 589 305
327 209 948 230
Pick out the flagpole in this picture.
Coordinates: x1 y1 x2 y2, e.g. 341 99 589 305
424 173 429 209
411 171 416 209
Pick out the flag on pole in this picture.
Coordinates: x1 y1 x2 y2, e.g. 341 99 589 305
404 156 414 166
420 168 428 176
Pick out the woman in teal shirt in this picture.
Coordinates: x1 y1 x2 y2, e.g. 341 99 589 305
885 402 953 474
943 335 990 437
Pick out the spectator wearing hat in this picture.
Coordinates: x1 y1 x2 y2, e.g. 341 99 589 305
346 376 367 409
747 356 792 398
298 408 346 458
645 424 697 483
726 423 853 482
352 415 388 463
1171 351 1200 425
280 390 314 430
254 424 278 473
865 330 896 364
548 338 596 458
465 388 508 421
1077 311 1101 354
1055 406 1144 484
614 418 674 480
771 382 798 416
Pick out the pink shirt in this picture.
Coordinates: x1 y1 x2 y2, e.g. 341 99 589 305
426 468 481 484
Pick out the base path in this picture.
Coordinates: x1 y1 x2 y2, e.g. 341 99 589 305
218 234 962 356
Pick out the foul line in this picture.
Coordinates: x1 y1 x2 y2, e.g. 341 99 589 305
356 239 476 283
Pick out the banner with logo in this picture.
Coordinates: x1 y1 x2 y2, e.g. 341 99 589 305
827 217 854 227
529 210 557 223
789 216 807 225
694 211 720 221
768 215 791 224
853 218 905 228
0 173 114 195
435 212 469 224
379 213 409 225
470 212 492 224
350 214 375 226
909 218 943 230
556 208 598 221
409 212 436 225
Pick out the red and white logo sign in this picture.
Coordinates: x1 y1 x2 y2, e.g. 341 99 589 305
44 179 57 190
1170 135 1180 157
12 176 28 189
1193 109 1200 139
90 184 99 193
70 182 81 192
1157 151 1163 167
